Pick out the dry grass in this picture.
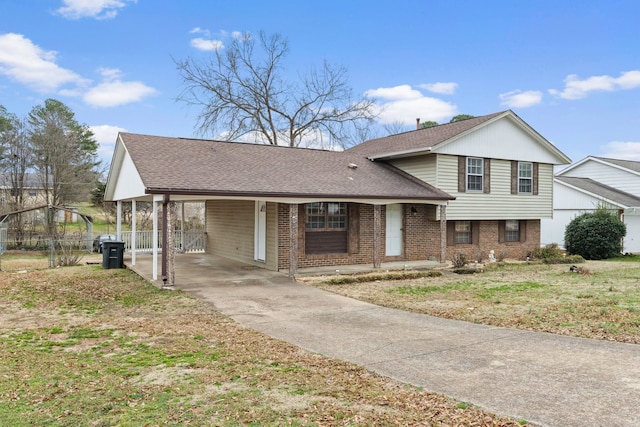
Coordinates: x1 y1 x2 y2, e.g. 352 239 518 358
303 259 640 344
0 263 530 426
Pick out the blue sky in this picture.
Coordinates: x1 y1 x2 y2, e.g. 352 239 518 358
1 0 640 167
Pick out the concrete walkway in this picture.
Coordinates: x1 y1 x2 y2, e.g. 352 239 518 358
127 254 640 426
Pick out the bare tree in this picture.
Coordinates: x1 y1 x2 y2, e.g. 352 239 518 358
176 31 377 148
0 111 32 245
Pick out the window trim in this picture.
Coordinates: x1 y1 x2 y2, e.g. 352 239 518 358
454 220 472 244
466 157 484 192
504 219 520 242
305 202 348 232
518 162 533 194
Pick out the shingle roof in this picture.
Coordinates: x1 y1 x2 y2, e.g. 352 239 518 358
119 133 454 201
346 111 506 157
556 176 640 207
593 157 640 174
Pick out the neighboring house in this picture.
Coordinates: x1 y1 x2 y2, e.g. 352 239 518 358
541 156 640 253
0 172 48 209
104 110 570 278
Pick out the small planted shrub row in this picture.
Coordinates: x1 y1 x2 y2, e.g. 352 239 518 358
323 270 442 285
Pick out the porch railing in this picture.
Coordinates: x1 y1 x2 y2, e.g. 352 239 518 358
120 230 206 253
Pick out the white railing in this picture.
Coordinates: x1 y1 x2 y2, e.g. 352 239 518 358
120 230 206 253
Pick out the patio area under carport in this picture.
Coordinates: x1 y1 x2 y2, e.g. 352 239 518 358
124 252 443 288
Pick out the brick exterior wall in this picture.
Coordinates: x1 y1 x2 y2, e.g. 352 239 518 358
277 203 443 270
277 204 540 270
446 219 541 262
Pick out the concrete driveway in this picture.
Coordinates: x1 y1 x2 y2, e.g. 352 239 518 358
127 254 640 426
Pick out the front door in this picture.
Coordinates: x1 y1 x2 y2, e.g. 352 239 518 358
385 204 402 256
254 201 266 262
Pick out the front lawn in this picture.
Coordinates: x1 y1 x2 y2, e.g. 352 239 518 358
0 265 528 426
305 259 640 344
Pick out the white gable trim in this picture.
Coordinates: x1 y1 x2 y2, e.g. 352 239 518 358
104 134 148 201
370 111 571 164
557 156 640 177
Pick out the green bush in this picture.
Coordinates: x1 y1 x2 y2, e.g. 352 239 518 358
532 243 564 260
564 209 626 260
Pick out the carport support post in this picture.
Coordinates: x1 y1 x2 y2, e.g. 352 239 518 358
116 201 122 240
131 200 136 266
439 204 447 263
288 203 298 279
152 194 162 281
161 194 169 285
373 205 381 269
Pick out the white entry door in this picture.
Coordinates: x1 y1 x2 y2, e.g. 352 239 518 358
385 204 403 256
254 201 266 262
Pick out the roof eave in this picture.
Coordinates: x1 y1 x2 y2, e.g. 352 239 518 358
145 187 455 203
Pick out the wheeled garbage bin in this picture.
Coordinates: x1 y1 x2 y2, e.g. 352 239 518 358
102 241 125 269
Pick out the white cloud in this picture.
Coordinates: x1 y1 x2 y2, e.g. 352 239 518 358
549 70 640 100
190 27 210 36
83 72 156 107
83 67 156 107
56 0 136 20
418 82 458 95
0 33 86 92
90 124 126 163
189 28 243 51
365 85 457 125
600 141 640 161
190 38 224 51
0 33 155 107
499 90 543 108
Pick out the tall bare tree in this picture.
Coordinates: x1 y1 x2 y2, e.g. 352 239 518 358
0 109 32 245
176 31 377 148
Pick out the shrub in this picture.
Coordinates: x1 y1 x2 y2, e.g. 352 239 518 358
532 243 564 260
564 208 626 260
452 252 468 268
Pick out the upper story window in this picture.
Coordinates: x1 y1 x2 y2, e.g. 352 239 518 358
466 157 483 192
305 202 347 231
518 162 533 194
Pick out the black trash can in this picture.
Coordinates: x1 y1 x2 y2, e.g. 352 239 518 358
102 241 125 269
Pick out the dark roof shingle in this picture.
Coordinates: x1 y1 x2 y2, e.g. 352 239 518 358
120 133 453 201
346 111 506 157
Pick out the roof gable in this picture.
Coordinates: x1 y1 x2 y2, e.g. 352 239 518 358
105 133 454 203
348 110 570 165
558 156 640 177
555 176 640 208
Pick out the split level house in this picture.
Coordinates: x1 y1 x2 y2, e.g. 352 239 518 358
541 156 640 253
104 110 571 278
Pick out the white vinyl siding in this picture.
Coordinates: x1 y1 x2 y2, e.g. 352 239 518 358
390 155 437 186
433 117 564 164
561 160 640 197
206 200 277 270
437 155 554 220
